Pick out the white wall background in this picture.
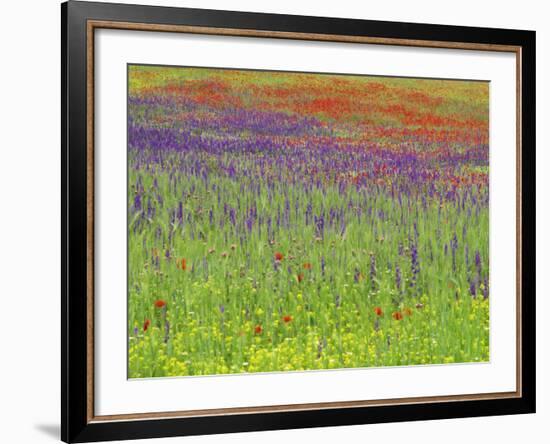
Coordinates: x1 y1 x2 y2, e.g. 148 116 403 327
0 1 546 443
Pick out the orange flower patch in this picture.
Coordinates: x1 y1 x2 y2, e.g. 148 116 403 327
154 300 166 309
143 319 151 332
392 311 404 321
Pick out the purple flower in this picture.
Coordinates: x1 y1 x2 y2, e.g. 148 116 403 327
410 243 420 292
469 280 477 298
245 216 254 232
314 213 325 239
133 194 142 211
475 250 482 275
177 201 183 223
395 264 402 292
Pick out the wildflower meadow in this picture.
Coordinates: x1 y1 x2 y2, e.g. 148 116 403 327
128 65 489 378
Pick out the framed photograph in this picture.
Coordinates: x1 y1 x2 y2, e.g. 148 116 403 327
61 1 536 442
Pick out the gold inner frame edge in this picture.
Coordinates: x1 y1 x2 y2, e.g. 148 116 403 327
85 19 523 423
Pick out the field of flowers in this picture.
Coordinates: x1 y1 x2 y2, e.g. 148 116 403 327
128 65 490 378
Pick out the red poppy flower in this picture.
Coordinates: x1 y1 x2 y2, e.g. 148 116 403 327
374 306 383 317
303 262 312 270
274 252 284 261
392 311 403 321
181 258 187 271
154 300 166 309
254 324 263 334
143 319 151 332
282 315 293 323
297 273 304 283
403 307 413 316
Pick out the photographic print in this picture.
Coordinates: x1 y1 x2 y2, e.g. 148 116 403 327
127 64 489 378
63 4 535 440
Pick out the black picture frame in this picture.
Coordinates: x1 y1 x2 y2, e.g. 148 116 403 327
62 1 536 442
